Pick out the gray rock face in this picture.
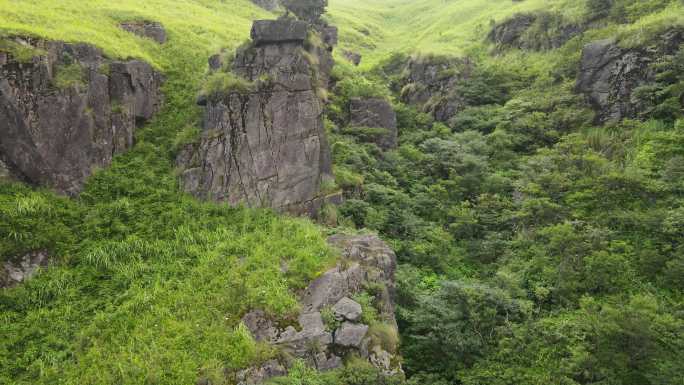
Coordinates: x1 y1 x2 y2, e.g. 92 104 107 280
240 234 401 383
349 98 398 149
398 56 472 123
342 50 361 66
334 322 368 348
251 19 308 46
250 0 281 11
332 297 362 322
120 21 167 44
177 19 336 216
0 37 163 195
1 250 49 288
488 12 581 52
576 30 683 123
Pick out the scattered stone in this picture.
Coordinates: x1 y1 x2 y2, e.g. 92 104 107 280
342 50 361 66
332 297 362 322
208 54 223 71
349 98 398 149
335 322 368 348
1 251 49 288
240 234 402 382
120 21 167 44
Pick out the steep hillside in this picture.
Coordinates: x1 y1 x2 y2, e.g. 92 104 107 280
2 0 684 384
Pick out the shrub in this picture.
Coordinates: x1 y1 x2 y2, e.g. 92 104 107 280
53 63 85 90
202 72 254 101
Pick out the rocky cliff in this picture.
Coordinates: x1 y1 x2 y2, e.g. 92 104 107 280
0 37 163 195
577 29 683 123
237 234 402 384
488 12 582 52
177 18 338 216
398 55 473 123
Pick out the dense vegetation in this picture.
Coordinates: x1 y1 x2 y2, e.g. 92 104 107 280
325 0 684 384
2 0 684 384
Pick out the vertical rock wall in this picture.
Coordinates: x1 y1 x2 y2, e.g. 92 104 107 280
178 19 337 216
0 37 163 195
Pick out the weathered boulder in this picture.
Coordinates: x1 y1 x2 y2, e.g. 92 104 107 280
332 297 362 322
334 322 368 348
120 20 167 44
342 50 362 66
0 37 163 195
488 13 582 52
177 19 337 216
239 234 401 383
251 19 308 45
349 97 398 149
1 250 49 288
398 55 472 123
576 29 683 123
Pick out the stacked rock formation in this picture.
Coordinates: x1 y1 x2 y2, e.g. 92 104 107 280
177 18 339 216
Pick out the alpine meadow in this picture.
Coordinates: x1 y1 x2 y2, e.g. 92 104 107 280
1 0 683 384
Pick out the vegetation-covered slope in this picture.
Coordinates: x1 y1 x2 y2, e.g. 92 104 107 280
2 0 684 384
323 0 684 384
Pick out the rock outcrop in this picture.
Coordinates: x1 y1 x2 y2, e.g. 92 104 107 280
1 250 49 288
0 37 163 195
349 98 398 150
342 50 362 66
177 18 338 216
250 0 281 11
488 12 582 52
576 29 683 123
120 21 167 44
399 55 473 122
238 234 401 384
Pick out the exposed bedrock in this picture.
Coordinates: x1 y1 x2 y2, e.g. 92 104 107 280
576 29 683 123
0 37 163 195
238 234 402 384
177 19 339 216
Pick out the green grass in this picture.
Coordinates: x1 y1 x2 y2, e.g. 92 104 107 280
327 0 684 68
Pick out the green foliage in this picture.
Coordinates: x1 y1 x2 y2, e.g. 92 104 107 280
52 63 85 90
202 71 255 101
0 38 44 62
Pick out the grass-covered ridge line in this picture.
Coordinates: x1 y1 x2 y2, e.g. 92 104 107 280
327 0 684 67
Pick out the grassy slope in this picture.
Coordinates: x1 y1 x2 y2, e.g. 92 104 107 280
327 0 684 67
0 2 338 384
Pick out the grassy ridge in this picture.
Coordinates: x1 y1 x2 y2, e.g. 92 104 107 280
327 0 684 67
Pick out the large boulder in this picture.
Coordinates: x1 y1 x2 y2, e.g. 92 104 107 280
576 29 683 123
251 19 308 46
398 55 472 123
239 234 402 383
177 19 337 217
119 20 167 44
349 98 398 150
0 37 163 195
